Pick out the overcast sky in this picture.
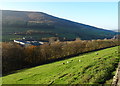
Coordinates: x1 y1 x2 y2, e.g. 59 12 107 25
0 1 118 30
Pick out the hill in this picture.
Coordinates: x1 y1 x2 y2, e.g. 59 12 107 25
2 10 117 41
2 46 120 84
112 29 120 32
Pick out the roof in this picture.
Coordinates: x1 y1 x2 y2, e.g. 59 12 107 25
14 40 44 46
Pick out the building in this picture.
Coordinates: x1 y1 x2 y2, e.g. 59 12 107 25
14 40 44 46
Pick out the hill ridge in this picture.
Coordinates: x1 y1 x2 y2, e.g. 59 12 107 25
2 10 117 41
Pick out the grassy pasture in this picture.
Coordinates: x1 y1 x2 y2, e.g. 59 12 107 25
2 46 120 85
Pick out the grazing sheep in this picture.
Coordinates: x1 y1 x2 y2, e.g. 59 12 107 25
67 61 69 63
62 63 65 64
96 53 98 55
79 60 81 62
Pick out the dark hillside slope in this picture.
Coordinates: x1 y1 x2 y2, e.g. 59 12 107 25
2 10 117 41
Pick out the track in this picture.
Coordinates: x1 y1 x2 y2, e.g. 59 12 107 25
112 62 120 86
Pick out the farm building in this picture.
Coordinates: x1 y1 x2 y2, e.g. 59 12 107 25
14 40 44 46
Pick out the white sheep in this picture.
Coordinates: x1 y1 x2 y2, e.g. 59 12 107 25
96 53 98 55
67 61 69 63
62 63 65 64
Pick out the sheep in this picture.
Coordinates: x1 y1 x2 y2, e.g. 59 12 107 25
67 61 69 63
79 60 81 62
96 53 98 55
62 63 65 64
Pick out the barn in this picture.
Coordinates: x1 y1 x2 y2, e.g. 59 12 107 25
14 40 44 46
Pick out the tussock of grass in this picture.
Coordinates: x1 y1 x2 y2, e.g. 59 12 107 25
2 46 120 84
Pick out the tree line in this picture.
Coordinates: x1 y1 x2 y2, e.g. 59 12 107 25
2 39 120 75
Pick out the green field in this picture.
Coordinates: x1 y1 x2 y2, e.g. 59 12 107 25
2 46 120 84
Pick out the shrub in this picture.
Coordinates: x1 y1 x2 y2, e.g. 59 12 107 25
2 39 119 75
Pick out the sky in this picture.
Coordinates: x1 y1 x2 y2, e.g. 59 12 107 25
0 1 118 30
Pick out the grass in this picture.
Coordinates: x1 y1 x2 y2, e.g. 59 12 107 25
2 46 120 85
